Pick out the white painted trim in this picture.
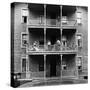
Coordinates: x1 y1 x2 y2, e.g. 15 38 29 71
21 32 28 48
21 56 27 73
76 33 83 48
76 55 83 68
21 8 28 23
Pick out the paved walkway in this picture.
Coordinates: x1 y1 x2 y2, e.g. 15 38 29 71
18 78 87 87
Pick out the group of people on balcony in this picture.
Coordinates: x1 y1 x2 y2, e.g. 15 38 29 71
29 36 69 51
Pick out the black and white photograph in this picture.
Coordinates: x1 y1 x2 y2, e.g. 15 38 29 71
11 2 88 88
0 0 89 89
11 2 88 87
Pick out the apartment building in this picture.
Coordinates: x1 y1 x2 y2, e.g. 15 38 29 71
11 2 88 87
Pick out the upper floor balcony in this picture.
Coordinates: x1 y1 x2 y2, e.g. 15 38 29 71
27 4 77 28
27 18 77 28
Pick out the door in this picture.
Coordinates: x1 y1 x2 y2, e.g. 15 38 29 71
50 58 56 77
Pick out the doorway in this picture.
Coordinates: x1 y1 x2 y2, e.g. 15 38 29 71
50 59 56 77
46 55 61 78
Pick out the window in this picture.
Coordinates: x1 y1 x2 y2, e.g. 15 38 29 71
21 9 28 23
77 34 82 48
21 32 28 48
76 56 82 70
22 57 26 72
77 12 82 24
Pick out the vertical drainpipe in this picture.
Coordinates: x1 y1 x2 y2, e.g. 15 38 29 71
61 54 62 80
44 54 46 80
44 4 46 51
60 5 62 51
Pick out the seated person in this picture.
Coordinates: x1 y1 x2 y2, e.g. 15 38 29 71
46 40 52 51
54 40 61 51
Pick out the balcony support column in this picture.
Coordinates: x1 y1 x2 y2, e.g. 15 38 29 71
44 4 46 26
44 54 46 80
61 28 62 51
60 5 63 51
44 4 46 50
60 5 62 27
61 54 63 79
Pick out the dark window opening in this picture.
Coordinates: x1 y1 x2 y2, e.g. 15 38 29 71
22 58 26 72
22 16 27 23
22 40 27 47
78 66 82 70
84 76 88 79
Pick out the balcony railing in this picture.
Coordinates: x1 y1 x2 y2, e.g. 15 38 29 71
61 20 77 27
27 44 77 52
45 45 61 51
62 45 77 51
28 18 44 26
46 19 61 27
62 70 77 77
27 18 77 27
28 45 45 52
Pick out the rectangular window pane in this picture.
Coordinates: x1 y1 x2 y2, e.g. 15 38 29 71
77 18 82 24
77 34 82 47
21 9 28 23
21 33 28 48
77 12 82 24
22 9 28 16
76 57 82 70
77 12 81 18
22 58 26 72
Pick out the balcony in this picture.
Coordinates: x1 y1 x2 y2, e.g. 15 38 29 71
28 3 44 27
28 18 44 27
61 20 77 27
27 26 77 54
46 18 61 27
62 70 77 78
28 45 45 52
62 5 76 28
27 44 77 54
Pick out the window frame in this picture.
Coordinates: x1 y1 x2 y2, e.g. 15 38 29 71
76 33 83 48
21 57 27 73
21 32 28 48
76 56 83 70
21 9 28 23
76 12 82 25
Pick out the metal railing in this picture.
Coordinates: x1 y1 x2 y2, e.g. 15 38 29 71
28 19 44 26
27 44 77 52
62 70 77 77
27 19 77 27
61 20 77 26
46 19 61 27
45 45 61 51
28 45 45 51
62 45 77 51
